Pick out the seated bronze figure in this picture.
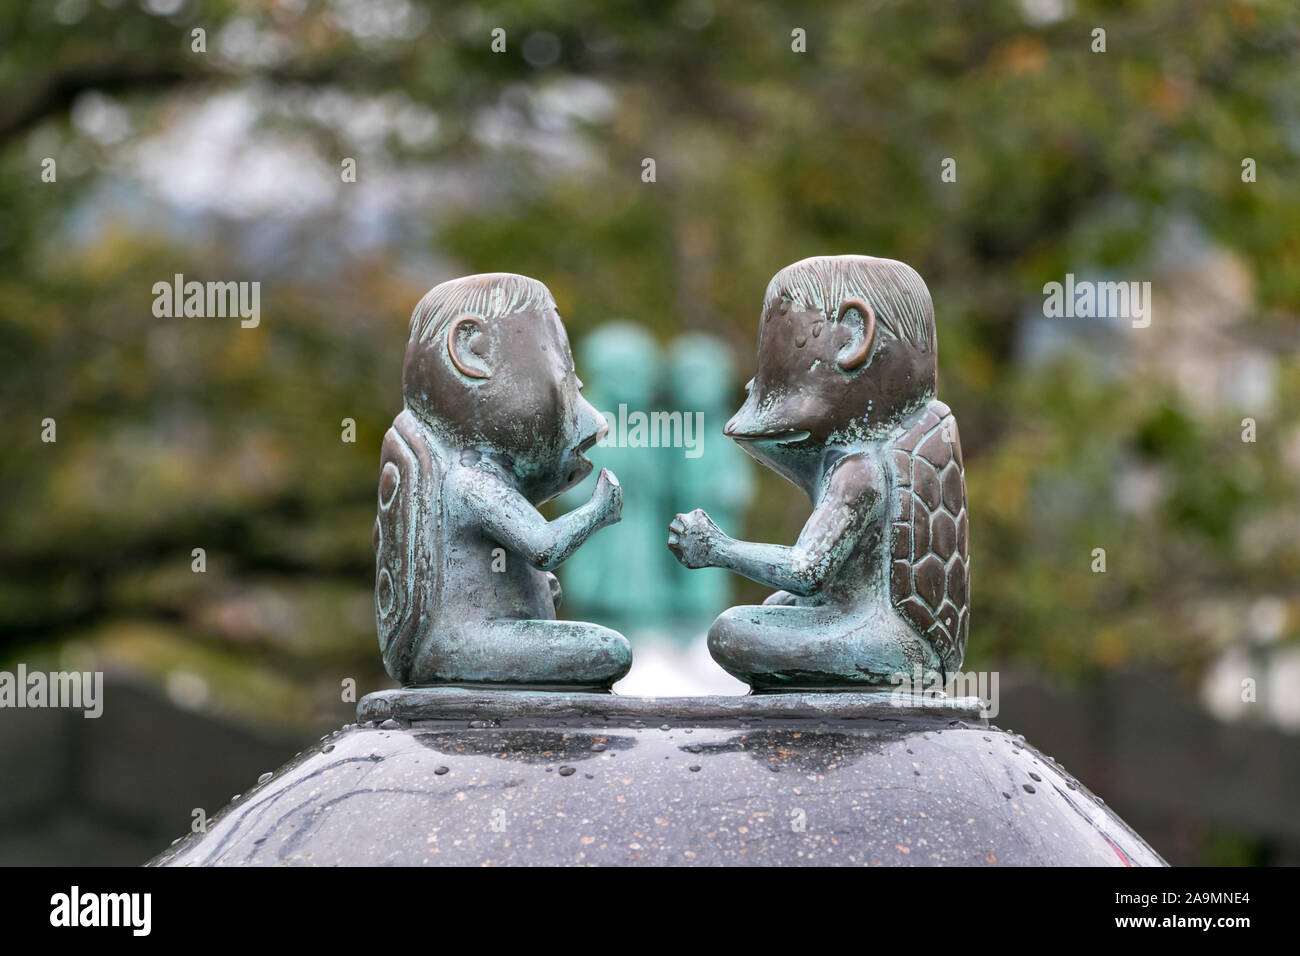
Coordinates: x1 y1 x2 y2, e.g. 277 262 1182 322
668 255 970 691
374 273 631 691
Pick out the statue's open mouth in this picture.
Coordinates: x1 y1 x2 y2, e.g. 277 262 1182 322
735 429 811 447
567 432 602 483
772 429 811 446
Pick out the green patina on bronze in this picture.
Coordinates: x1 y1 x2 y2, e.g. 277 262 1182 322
373 273 631 691
668 255 971 691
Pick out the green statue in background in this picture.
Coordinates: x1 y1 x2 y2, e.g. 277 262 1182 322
558 324 672 634
663 334 756 633
559 325 756 648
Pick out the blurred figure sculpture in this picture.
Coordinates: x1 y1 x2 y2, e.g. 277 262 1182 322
663 333 756 632
374 274 631 691
559 323 671 634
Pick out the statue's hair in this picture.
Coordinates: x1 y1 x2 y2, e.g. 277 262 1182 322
763 255 934 353
408 273 555 345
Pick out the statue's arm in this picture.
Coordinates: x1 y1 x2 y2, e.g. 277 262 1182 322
462 466 622 572
669 455 880 597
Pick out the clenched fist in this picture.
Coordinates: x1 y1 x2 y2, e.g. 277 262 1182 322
667 508 724 569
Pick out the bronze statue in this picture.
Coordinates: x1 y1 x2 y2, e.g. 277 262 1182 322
668 256 969 691
374 273 631 690
159 264 1173 873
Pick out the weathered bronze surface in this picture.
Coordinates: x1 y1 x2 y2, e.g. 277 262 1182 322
669 256 970 691
374 274 631 690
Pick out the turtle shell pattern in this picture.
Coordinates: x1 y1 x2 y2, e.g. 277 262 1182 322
373 409 445 684
887 399 970 676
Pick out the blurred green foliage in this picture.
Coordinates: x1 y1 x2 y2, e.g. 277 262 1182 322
0 0 1298 739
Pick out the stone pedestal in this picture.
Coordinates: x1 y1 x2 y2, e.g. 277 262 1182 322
151 689 1165 866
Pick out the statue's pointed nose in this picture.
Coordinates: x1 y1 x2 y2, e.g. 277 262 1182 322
724 391 764 439
725 413 769 440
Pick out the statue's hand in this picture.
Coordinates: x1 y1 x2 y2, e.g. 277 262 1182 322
668 508 724 569
590 468 622 528
762 589 797 606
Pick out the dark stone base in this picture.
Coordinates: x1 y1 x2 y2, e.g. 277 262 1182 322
151 689 1164 867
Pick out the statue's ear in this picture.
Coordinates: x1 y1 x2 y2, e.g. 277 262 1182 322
835 297 876 371
445 315 492 379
